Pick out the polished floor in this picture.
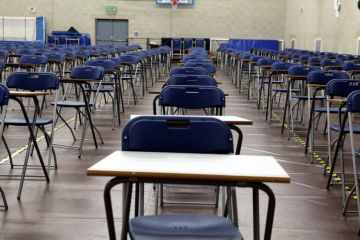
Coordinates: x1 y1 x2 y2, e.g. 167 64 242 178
0 66 359 239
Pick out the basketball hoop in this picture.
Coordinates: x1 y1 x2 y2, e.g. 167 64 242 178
171 0 179 5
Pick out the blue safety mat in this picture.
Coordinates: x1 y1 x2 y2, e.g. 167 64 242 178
228 39 279 51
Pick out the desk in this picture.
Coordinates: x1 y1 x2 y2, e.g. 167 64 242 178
130 114 253 125
57 78 104 157
87 151 290 240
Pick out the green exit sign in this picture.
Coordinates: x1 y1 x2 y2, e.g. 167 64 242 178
106 6 117 15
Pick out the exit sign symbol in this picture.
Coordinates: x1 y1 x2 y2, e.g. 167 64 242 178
106 6 117 15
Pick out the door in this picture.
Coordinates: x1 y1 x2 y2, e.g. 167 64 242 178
96 19 128 47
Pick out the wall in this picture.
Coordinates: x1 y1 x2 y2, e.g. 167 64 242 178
285 0 360 54
0 0 287 46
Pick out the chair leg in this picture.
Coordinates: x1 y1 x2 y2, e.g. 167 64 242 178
0 186 8 210
348 112 360 224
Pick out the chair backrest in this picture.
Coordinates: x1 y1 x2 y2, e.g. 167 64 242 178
166 75 217 87
19 55 48 65
45 53 65 61
307 70 349 85
347 90 360 112
16 49 34 55
84 59 117 70
183 38 193 50
320 59 344 67
288 65 321 76
171 38 182 51
256 58 277 66
122 116 234 154
0 83 9 106
119 54 140 64
183 62 216 74
159 85 225 109
271 62 298 70
343 61 360 71
170 67 209 76
326 79 360 97
70 66 105 80
195 38 205 48
0 50 9 59
308 57 321 66
7 72 59 91
0 59 4 70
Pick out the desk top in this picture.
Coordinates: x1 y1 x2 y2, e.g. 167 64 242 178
130 114 253 125
87 151 290 183
10 91 50 97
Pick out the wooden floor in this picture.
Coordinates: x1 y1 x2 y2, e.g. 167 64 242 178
0 66 359 240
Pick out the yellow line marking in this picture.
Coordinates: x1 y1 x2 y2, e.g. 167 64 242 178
0 117 76 165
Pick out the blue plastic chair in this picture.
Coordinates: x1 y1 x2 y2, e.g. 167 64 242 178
119 54 141 105
166 74 217 87
54 66 104 158
122 116 242 240
170 66 209 76
171 38 182 59
84 59 123 128
281 65 321 136
0 83 9 210
183 38 193 53
195 38 206 49
183 62 216 75
343 61 360 78
45 53 65 77
5 72 59 199
320 59 344 71
19 55 48 71
155 85 225 115
305 71 350 158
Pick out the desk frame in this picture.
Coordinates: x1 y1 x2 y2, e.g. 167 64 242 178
104 177 276 240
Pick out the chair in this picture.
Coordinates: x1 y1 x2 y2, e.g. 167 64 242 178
19 55 48 72
54 66 104 157
84 59 123 128
0 83 9 210
305 70 350 160
5 72 59 199
320 59 344 71
122 116 243 240
324 82 360 192
170 66 209 76
183 38 193 53
165 74 217 87
195 38 206 49
171 38 182 59
119 54 140 106
183 62 216 75
154 85 225 116
281 65 321 137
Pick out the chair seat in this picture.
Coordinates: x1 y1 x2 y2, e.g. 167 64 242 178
330 124 360 133
314 107 347 113
52 101 93 107
129 215 242 240
3 117 53 126
292 96 325 100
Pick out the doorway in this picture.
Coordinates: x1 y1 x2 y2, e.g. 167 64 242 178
95 19 128 47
